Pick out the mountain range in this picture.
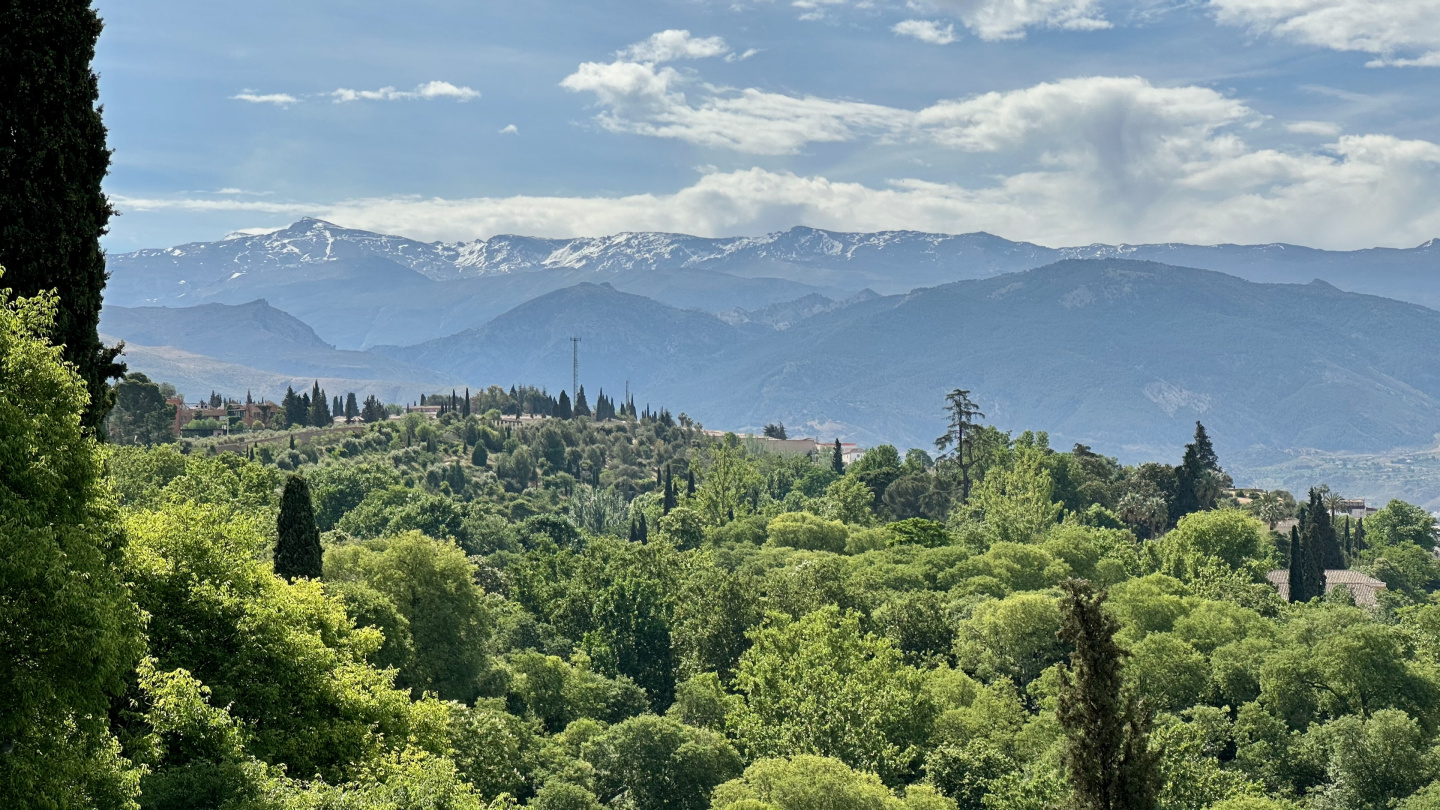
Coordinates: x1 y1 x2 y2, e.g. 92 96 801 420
100 219 1440 498
106 218 1440 349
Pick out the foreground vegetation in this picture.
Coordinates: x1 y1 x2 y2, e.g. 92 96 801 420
7 283 1440 810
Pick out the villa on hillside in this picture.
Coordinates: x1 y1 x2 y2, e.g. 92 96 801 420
1266 569 1387 606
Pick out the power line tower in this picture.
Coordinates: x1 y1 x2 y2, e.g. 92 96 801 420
570 336 581 398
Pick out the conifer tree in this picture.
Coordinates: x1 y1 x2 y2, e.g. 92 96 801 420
471 442 487 467
1303 487 1345 568
283 385 305 427
463 387 470 417
556 390 573 420
687 469 696 496
935 389 985 501
0 0 125 431
275 475 322 581
637 512 648 544
574 385 591 418
1057 579 1158 810
1173 421 1225 518
332 395 342 419
1355 518 1367 552
1287 525 1305 602
832 438 845 475
308 381 330 426
663 466 677 515
344 392 359 422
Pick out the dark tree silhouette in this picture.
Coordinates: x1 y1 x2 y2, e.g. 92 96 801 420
935 389 986 502
1057 579 1158 810
275 475 322 581
832 438 845 475
0 0 125 431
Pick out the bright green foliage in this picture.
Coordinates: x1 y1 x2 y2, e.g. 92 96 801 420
1363 500 1437 550
123 504 448 783
581 714 742 810
888 518 951 548
729 607 936 784
1152 509 1269 579
711 755 955 810
694 435 762 525
0 286 144 807
964 448 1063 545
505 651 649 733
953 592 1064 686
1306 709 1438 809
822 475 878 525
275 474 323 580
324 533 493 702
667 672 735 731
308 462 403 531
659 505 706 549
447 699 542 801
671 559 763 682
766 512 849 553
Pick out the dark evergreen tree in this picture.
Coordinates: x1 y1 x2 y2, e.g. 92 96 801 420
289 435 296 450
574 385 591 418
556 390 573 420
0 0 125 431
1303 488 1345 569
308 381 330 426
686 469 696 497
1287 525 1305 603
332 395 342 419
209 390 222 408
1355 517 1367 552
282 386 305 427
832 438 845 475
360 394 386 423
1056 579 1158 810
663 466 677 515
275 475 322 581
344 392 359 422
463 387 470 417
763 422 788 439
471 442 488 467
637 512 648 544
1173 421 1226 518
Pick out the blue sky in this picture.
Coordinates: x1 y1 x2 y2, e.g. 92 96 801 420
97 0 1440 252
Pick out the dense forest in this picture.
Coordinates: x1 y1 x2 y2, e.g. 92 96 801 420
5 5 1440 808
9 279 1440 810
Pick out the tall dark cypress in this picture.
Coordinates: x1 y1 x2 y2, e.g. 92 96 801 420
686 469 696 496
637 512 648 544
275 475 322 581
663 466 677 514
1287 525 1305 603
1173 421 1224 518
832 438 845 474
463 387 471 417
1354 518 1367 552
1056 579 1158 810
0 0 124 431
1303 488 1345 569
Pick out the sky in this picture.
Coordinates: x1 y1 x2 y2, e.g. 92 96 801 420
96 0 1440 252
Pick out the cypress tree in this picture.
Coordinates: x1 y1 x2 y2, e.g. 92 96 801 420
344 392 359 422
275 475 322 580
1355 518 1367 552
1287 525 1305 603
556 390 573 420
832 438 845 475
687 469 696 496
1304 488 1345 568
1057 579 1158 810
471 442 487 467
308 381 330 426
663 466 676 514
463 387 471 417
637 512 648 544
574 385 591 418
0 0 125 431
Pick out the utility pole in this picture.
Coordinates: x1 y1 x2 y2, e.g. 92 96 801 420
570 336 581 398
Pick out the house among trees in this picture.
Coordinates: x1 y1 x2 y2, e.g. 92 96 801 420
1266 568 1387 606
170 396 280 436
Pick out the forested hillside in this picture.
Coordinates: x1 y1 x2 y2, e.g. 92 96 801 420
11 278 1440 809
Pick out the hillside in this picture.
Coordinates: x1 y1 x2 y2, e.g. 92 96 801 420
100 300 454 391
378 260 1440 472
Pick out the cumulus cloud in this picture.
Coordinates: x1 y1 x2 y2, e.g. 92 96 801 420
913 0 1110 40
499 124 519 134
892 19 960 44
232 91 299 105
618 30 732 62
560 55 901 154
1211 0 1440 66
329 81 481 103
114 125 1440 251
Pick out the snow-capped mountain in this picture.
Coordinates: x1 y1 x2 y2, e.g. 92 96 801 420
106 218 1440 350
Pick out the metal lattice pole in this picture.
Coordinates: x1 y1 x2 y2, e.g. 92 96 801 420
570 336 581 398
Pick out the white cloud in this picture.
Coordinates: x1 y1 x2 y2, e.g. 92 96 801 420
113 125 1440 251
618 30 732 62
330 81 480 103
914 0 1110 40
1211 0 1440 66
231 91 298 105
892 19 960 44
499 124 519 135
561 57 902 154
1286 120 1343 135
